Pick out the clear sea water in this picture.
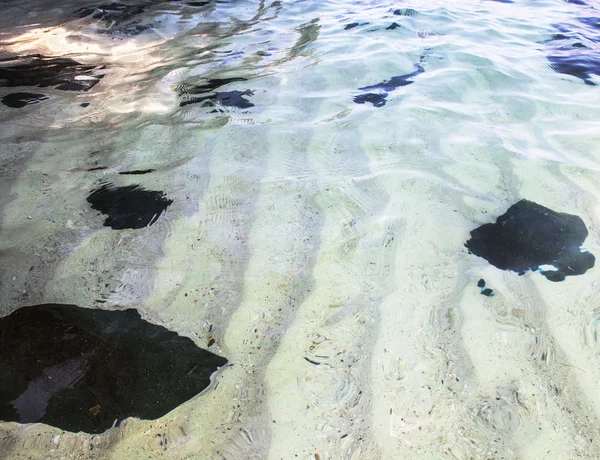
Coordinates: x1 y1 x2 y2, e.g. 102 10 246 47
1 0 600 458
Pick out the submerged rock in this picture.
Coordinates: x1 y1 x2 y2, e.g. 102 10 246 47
177 78 254 109
353 64 424 107
466 200 595 282
0 55 103 91
1 92 49 108
393 8 417 16
87 183 173 229
0 304 227 433
180 90 255 109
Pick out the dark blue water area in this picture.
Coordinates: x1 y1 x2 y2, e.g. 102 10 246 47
545 14 600 85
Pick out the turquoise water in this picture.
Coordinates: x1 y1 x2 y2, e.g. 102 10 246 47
1 0 600 458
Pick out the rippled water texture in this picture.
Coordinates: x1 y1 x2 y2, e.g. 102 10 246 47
1 0 600 458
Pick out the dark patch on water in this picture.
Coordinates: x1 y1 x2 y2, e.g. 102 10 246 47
0 55 103 91
548 52 600 85
486 0 514 3
545 17 600 85
387 22 400 30
87 166 107 171
353 63 424 107
466 199 595 282
1 92 49 108
180 90 255 109
0 304 227 433
119 169 155 175
566 0 587 4
87 183 173 229
393 8 417 16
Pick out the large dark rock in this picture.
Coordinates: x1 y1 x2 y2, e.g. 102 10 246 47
1 92 49 108
87 183 173 230
353 64 424 107
0 304 227 433
466 200 595 281
0 55 103 91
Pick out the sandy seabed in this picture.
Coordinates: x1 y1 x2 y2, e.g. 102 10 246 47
1 0 600 458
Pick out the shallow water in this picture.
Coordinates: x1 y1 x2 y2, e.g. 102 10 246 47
1 0 600 458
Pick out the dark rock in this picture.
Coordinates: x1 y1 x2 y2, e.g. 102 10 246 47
481 288 494 297
353 92 388 107
1 92 49 108
393 8 417 16
87 183 173 230
353 64 424 107
0 55 103 91
180 90 255 109
80 102 90 107
187 1 211 6
358 64 424 92
119 169 155 175
477 279 486 288
344 22 368 30
466 200 595 282
180 77 247 95
0 304 227 434
387 22 400 30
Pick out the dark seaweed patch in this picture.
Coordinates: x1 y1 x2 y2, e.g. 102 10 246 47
119 169 155 175
87 183 173 229
466 199 595 282
1 92 49 108
180 90 255 109
0 55 103 92
353 64 424 107
0 304 227 433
